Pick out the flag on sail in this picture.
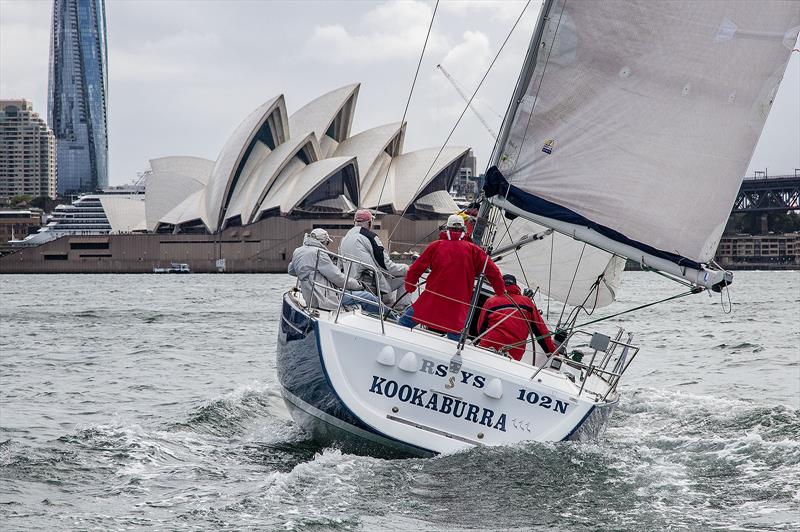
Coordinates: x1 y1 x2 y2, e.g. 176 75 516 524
491 0 800 273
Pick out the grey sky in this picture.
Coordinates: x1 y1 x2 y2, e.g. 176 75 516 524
1 0 798 185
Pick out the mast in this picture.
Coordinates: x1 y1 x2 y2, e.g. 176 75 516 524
475 0 554 248
490 0 554 169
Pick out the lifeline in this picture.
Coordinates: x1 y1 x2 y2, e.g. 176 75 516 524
368 375 507 432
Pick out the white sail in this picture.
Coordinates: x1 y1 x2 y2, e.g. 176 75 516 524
493 0 800 272
493 217 624 308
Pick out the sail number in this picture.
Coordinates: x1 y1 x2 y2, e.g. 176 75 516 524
516 388 569 414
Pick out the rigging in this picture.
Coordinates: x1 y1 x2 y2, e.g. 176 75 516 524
387 0 534 243
372 0 440 211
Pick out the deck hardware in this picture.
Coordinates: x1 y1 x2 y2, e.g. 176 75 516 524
483 378 503 399
376 345 396 366
448 353 463 374
398 351 419 372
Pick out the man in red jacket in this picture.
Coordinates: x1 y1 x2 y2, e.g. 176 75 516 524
477 274 557 361
399 215 506 340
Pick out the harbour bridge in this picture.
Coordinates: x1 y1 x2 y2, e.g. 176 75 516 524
732 170 800 214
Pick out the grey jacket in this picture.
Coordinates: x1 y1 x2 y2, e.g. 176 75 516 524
338 225 408 295
288 235 361 311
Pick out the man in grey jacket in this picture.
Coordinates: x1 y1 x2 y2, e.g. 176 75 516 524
339 209 409 306
288 228 380 313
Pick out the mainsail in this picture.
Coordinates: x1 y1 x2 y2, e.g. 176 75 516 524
487 0 800 288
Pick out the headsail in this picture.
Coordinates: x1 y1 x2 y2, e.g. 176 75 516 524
488 0 800 288
493 217 624 308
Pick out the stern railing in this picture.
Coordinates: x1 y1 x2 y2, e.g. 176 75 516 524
306 248 388 335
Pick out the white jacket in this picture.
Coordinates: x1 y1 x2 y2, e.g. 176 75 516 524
288 234 361 311
339 225 408 295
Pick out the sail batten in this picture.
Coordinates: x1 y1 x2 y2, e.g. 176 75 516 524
492 0 800 268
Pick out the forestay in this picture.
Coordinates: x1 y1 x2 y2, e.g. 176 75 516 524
495 0 800 269
494 217 624 308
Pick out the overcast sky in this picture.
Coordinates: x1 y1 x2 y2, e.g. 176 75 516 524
1 0 798 185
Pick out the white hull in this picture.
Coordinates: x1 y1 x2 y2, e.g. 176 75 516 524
277 291 619 456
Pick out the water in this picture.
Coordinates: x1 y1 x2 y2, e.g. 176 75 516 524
1 272 798 530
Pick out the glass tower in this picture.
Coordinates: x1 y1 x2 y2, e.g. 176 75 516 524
48 0 109 195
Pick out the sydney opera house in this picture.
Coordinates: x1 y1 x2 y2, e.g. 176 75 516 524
0 84 470 273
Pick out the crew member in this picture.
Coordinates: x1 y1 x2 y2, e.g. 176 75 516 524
477 274 557 361
457 202 480 240
399 214 506 340
339 209 408 306
288 228 380 313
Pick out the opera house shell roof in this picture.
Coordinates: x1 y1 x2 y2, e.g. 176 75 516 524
143 83 470 234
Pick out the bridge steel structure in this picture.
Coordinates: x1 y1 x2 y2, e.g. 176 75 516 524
732 172 800 214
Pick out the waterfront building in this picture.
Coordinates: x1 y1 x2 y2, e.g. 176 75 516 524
0 83 469 273
450 149 478 201
715 233 800 269
48 0 109 195
0 210 43 254
0 100 57 200
144 83 468 233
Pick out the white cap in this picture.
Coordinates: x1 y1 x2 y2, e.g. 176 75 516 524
446 214 465 229
309 228 332 244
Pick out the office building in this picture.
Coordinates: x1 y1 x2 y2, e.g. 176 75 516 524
450 149 478 200
48 0 109 195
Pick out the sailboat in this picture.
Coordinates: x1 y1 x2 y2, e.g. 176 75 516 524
276 0 800 457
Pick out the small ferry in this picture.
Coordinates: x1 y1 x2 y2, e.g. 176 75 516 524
153 263 190 274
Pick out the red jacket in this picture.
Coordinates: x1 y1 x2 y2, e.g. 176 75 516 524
405 230 505 334
477 284 557 361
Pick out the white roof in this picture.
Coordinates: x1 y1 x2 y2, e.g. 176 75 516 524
158 189 210 230
289 84 359 152
390 147 470 211
205 95 288 232
149 156 214 184
144 171 207 231
257 156 358 215
99 196 147 233
413 190 459 214
149 83 471 231
225 132 320 226
222 140 273 223
334 122 404 205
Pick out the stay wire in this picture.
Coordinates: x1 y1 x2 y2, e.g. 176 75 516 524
556 242 586 329
389 0 532 242
499 214 533 290
546 230 554 320
373 0 439 211
568 288 703 333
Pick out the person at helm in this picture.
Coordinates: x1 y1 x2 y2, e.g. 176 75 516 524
288 228 380 313
477 274 557 361
398 214 506 340
339 209 409 306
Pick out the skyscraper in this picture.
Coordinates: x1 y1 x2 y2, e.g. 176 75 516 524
0 100 57 200
48 0 109 195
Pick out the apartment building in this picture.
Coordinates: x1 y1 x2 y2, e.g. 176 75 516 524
0 100 57 200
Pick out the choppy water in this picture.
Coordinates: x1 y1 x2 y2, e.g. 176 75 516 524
1 272 798 530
